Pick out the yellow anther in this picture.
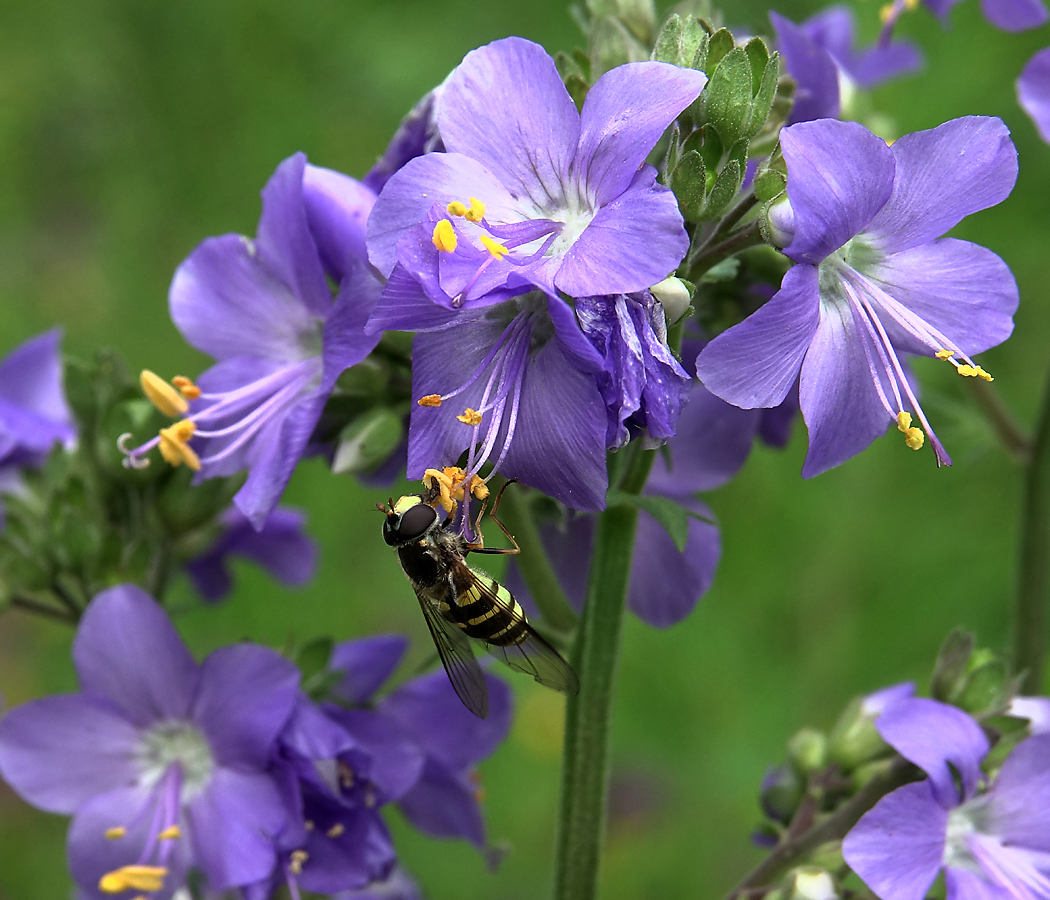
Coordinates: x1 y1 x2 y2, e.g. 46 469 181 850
158 420 201 471
423 467 457 512
470 770 486 803
158 824 181 840
480 234 509 260
104 827 127 840
289 850 309 875
339 762 355 789
457 407 483 426
468 473 490 501
879 2 895 22
171 375 201 400
896 411 925 450
140 370 188 417
304 820 315 831
446 200 469 217
936 349 955 360
957 364 993 382
326 823 346 838
432 219 458 253
904 0 919 10
99 865 168 894
465 197 487 222
417 394 443 407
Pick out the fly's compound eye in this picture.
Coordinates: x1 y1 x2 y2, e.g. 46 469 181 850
384 502 438 545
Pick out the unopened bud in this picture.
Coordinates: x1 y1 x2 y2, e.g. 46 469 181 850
765 195 795 248
783 866 839 900
759 762 804 825
649 276 692 325
786 727 827 775
829 683 914 771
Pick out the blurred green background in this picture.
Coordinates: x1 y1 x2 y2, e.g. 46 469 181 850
1 0 1049 898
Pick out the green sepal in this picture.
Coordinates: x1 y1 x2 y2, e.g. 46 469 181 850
931 628 976 702
589 15 650 77
296 636 335 684
332 407 405 475
786 727 828 774
754 167 787 202
955 657 1011 716
743 38 769 94
663 121 682 182
704 47 753 147
586 0 656 39
651 13 708 68
670 149 707 222
566 73 591 109
700 158 741 220
705 28 734 71
746 52 780 139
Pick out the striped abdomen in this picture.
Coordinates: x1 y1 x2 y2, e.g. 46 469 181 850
440 568 528 646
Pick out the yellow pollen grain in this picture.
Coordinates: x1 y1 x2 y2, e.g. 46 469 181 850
171 375 201 400
104 827 127 840
432 219 458 253
140 370 188 417
480 234 509 260
457 407 483 426
289 850 309 875
326 823 346 838
99 865 168 894
417 394 443 407
957 364 993 382
466 197 487 222
158 420 201 471
423 467 457 512
936 349 955 360
468 473 490 500
158 824 181 840
447 200 469 217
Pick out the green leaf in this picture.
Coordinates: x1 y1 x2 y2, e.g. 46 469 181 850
700 158 741 220
745 51 780 139
606 489 689 552
297 636 334 684
698 258 740 283
931 628 976 702
705 28 734 71
670 150 707 222
704 47 754 147
743 38 769 94
332 408 404 475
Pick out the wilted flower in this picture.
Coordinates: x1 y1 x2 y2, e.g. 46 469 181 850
697 117 1018 476
120 153 382 528
844 698 1050 900
0 585 300 898
185 506 318 603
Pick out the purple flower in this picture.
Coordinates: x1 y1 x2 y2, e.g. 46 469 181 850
120 153 382 529
332 636 513 849
362 87 445 195
801 7 922 89
696 117 1018 477
1019 49 1050 145
0 329 75 472
844 698 1050 900
924 0 1047 31
333 866 423 900
367 37 707 303
575 291 691 448
185 506 318 603
0 585 300 898
1009 697 1050 734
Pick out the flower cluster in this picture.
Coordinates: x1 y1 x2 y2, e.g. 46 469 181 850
0 587 510 899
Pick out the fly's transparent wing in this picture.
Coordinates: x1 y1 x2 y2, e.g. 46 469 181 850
467 572 579 695
414 589 490 719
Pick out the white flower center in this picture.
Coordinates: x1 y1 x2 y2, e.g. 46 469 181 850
135 719 215 799
943 804 984 875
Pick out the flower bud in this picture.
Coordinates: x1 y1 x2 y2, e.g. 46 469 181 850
787 727 827 775
829 683 914 771
759 762 805 824
782 866 840 900
764 195 796 248
649 277 692 325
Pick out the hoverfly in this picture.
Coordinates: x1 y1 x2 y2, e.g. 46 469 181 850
380 478 579 719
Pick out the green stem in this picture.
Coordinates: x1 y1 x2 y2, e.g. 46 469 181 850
1015 360 1050 692
686 220 765 282
968 379 1031 465
493 486 578 634
553 447 654 900
9 595 78 624
724 757 918 900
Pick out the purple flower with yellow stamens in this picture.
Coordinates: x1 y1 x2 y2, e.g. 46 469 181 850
0 584 300 899
844 698 1050 900
696 116 1018 477
185 506 318 603
120 153 381 529
367 37 707 305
